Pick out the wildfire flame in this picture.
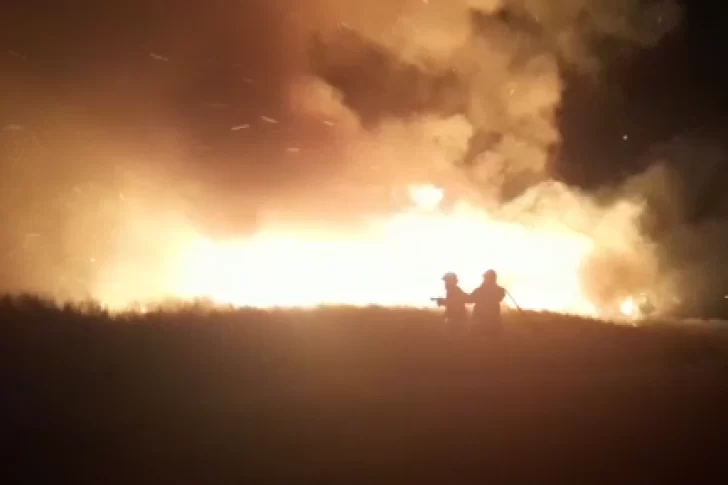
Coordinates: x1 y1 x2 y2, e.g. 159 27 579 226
94 184 639 318
620 296 635 318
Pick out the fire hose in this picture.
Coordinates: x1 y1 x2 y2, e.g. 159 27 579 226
505 289 524 314
431 290 525 314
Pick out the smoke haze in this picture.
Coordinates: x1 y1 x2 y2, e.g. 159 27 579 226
294 0 679 197
5 0 715 316
284 0 682 309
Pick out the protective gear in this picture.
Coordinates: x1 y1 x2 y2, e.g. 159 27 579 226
436 273 469 328
470 269 506 335
442 272 458 283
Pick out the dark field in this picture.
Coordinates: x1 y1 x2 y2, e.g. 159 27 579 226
2 296 728 484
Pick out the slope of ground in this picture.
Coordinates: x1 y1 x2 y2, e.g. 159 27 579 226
1 296 727 484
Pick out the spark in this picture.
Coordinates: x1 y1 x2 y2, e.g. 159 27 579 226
149 52 169 62
8 49 27 60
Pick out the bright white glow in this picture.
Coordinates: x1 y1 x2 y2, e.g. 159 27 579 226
93 184 636 317
620 296 635 318
407 184 444 211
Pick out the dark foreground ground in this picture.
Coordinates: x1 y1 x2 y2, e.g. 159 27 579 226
1 296 728 484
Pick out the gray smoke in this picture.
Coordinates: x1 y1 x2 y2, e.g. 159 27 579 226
619 137 728 314
291 0 680 199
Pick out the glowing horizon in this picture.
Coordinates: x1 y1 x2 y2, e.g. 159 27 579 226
91 184 643 320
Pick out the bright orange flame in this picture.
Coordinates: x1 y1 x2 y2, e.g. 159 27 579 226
93 184 638 318
620 296 635 318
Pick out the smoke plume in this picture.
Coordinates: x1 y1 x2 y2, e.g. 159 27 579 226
282 0 682 311
619 137 728 314
0 0 688 314
289 0 679 200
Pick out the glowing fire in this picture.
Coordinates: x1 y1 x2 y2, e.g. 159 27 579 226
94 184 638 318
619 296 635 318
407 184 444 211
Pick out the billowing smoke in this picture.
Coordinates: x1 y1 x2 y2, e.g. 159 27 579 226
288 0 679 199
0 0 688 316
617 137 728 315
284 0 681 312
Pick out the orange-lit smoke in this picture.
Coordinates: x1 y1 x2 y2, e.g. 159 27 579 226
87 0 680 318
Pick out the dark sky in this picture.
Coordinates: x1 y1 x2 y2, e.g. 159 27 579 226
560 0 728 190
1 0 728 312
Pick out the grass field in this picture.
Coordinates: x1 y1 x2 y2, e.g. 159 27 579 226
2 295 727 484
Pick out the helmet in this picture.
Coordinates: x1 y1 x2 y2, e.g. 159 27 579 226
483 269 497 281
442 272 458 282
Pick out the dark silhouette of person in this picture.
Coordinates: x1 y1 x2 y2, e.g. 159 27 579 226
470 269 506 335
434 272 470 328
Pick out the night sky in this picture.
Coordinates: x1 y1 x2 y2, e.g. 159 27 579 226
560 0 727 191
1 0 727 315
